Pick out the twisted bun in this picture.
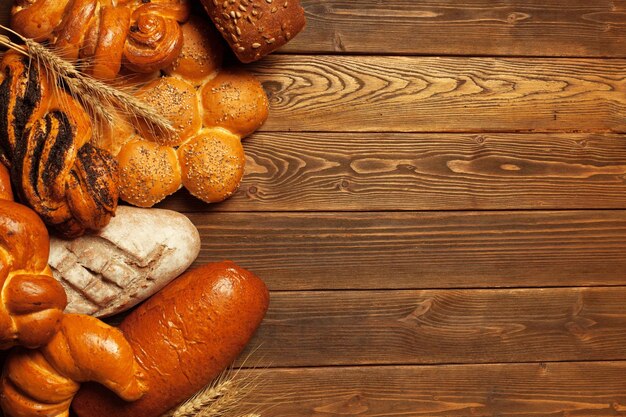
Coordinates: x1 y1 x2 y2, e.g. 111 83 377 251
11 0 191 80
0 52 119 237
0 164 67 350
1 314 146 417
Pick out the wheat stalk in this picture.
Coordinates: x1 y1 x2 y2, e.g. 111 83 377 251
0 26 175 137
160 367 265 417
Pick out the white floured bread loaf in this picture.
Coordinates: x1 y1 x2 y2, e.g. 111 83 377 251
48 206 201 317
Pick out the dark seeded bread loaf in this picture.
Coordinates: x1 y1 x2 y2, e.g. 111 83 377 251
200 0 306 62
71 261 269 417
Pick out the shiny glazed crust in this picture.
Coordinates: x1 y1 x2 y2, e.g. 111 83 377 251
0 52 119 238
0 314 146 417
11 0 191 80
0 165 67 350
105 16 269 207
72 261 269 417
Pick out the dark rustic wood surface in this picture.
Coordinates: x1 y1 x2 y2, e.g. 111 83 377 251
4 1 626 416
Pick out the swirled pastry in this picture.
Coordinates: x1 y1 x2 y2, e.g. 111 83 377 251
0 52 119 237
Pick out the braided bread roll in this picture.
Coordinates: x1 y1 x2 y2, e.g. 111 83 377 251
100 16 268 207
0 164 67 350
0 314 146 417
0 52 119 238
11 0 190 80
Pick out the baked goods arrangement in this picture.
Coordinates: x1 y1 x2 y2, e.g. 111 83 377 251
105 15 270 207
0 0 306 415
73 262 270 417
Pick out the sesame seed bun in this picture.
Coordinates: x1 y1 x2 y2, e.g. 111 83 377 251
201 69 269 138
117 139 183 207
177 128 245 203
164 15 224 85
134 76 202 147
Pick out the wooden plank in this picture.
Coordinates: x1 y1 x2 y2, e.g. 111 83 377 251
188 210 626 290
242 362 626 416
251 55 626 133
284 0 626 58
160 132 626 212
240 287 626 367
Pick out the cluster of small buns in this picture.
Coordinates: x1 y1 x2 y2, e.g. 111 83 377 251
100 15 269 207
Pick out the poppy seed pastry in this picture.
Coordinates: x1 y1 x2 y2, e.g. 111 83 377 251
0 52 119 238
199 0 306 63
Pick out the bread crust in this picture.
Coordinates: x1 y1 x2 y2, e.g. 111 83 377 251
200 0 306 63
0 165 67 350
72 261 269 417
11 0 191 79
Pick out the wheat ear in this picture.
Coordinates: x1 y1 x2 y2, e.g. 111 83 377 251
0 27 175 137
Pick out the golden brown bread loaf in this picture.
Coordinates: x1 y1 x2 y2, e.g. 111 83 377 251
72 261 270 417
103 16 269 207
0 52 119 237
0 164 67 350
0 314 146 417
11 0 191 80
199 0 306 63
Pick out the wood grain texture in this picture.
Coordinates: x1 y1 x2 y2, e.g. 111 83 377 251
240 287 626 367
242 362 626 416
252 55 626 133
160 132 626 212
285 0 626 58
188 210 626 290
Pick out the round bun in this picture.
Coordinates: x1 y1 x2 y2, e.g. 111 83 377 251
177 128 245 203
134 76 201 147
117 139 183 207
164 15 224 84
201 69 269 138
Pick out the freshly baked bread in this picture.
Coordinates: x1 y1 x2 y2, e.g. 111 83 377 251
102 15 269 207
117 139 183 207
201 69 270 137
72 261 269 417
199 0 306 62
49 205 201 317
11 0 191 80
0 314 146 417
164 14 224 83
0 164 67 350
178 128 246 203
134 76 201 146
0 52 119 237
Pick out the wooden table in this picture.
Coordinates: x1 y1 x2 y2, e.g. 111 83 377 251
4 1 626 415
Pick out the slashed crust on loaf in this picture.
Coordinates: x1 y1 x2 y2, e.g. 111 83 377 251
48 206 201 317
